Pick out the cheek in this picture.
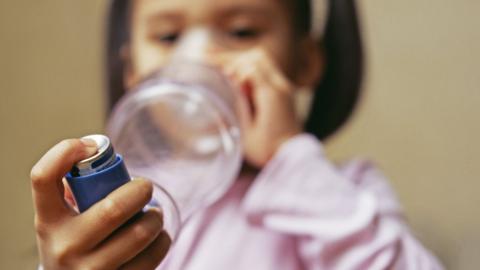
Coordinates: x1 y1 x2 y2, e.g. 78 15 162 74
132 44 170 79
130 34 171 84
251 22 297 79
219 37 294 75
263 37 297 80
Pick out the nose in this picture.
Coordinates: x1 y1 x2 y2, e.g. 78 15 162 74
171 28 219 64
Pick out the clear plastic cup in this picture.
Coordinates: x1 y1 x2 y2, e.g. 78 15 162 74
106 62 242 241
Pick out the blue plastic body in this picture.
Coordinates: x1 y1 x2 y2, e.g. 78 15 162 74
66 154 130 212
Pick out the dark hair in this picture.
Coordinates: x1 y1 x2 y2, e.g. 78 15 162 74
105 0 363 140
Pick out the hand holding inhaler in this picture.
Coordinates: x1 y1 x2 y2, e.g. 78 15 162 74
31 138 170 270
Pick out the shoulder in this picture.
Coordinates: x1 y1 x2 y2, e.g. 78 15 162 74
338 158 403 215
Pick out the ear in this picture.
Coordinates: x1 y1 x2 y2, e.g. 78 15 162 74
120 44 137 90
293 36 324 88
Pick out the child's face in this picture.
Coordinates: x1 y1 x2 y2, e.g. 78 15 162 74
125 0 322 168
126 0 302 86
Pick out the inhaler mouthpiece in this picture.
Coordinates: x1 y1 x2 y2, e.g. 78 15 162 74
106 62 242 241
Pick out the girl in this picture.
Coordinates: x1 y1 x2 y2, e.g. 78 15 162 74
31 0 443 269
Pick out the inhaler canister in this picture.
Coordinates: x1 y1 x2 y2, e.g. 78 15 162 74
66 134 131 212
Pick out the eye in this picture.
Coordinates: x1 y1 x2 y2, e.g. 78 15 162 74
228 27 259 40
153 32 180 45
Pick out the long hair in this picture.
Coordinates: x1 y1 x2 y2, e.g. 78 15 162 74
105 0 364 140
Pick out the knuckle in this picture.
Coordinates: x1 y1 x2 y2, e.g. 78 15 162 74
51 240 75 265
133 225 153 242
30 164 48 189
34 215 49 239
276 80 290 93
99 197 124 224
81 262 104 270
251 48 263 57
82 261 111 270
253 49 268 62
243 67 256 78
133 223 156 243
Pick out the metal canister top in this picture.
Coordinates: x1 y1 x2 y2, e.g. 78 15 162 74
71 134 117 177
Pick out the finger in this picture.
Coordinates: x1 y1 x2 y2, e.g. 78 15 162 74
257 55 294 95
221 48 294 126
240 54 295 121
63 178 78 212
234 80 254 130
86 209 163 270
231 63 265 110
30 138 97 222
208 51 236 69
214 56 254 128
242 48 294 95
225 62 265 129
120 231 171 270
73 178 154 249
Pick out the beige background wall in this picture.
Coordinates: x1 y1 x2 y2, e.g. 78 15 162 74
0 0 478 269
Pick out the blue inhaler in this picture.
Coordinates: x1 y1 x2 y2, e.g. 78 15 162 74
66 134 131 212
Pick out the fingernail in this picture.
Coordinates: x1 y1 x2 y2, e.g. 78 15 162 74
148 208 164 228
80 138 97 147
80 138 98 155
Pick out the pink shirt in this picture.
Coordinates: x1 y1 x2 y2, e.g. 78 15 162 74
157 134 443 269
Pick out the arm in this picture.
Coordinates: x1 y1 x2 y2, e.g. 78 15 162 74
241 134 443 269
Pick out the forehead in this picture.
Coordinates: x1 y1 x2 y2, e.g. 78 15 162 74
132 0 289 21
